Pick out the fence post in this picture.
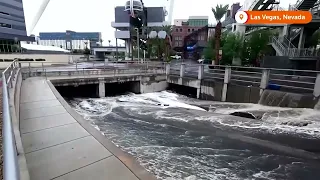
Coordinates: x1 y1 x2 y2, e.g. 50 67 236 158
166 63 170 75
313 73 320 97
180 63 185 77
260 69 270 95
221 67 231 102
198 64 204 80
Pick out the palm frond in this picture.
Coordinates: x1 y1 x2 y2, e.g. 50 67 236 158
212 4 229 22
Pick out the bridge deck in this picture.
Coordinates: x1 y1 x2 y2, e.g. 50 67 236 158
19 77 149 180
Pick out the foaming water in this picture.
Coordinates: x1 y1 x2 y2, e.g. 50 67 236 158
69 91 320 180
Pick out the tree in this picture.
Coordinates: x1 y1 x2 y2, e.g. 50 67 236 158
221 33 244 65
212 4 229 65
247 29 272 66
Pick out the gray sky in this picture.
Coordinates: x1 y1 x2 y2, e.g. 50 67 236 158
22 0 291 45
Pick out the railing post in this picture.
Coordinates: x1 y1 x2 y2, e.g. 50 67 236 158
221 67 231 102
260 69 270 95
198 64 204 80
180 63 185 77
313 73 320 97
166 63 170 75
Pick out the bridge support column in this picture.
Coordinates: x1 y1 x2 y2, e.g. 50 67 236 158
221 67 231 102
279 25 289 41
180 64 185 77
313 73 320 97
98 81 105 98
259 69 270 96
125 39 131 58
198 65 204 80
166 63 170 75
196 65 204 99
298 27 306 49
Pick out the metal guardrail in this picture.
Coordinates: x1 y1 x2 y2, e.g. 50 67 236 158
20 61 166 79
2 60 20 180
169 64 318 93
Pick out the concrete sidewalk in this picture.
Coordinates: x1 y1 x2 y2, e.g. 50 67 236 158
19 77 151 180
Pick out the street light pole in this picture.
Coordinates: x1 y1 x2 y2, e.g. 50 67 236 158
137 28 140 63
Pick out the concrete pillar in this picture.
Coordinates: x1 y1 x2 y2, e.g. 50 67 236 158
313 73 320 97
125 39 131 58
98 81 105 98
259 69 270 95
180 63 185 77
198 64 204 80
221 67 231 102
279 25 289 41
197 88 201 99
298 27 306 49
166 63 170 75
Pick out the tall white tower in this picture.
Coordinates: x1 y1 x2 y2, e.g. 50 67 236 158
167 0 175 25
28 0 51 35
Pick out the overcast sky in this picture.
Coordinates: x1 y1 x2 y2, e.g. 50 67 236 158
22 0 291 45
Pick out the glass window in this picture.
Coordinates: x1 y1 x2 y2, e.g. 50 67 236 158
180 29 182 32
188 29 190 32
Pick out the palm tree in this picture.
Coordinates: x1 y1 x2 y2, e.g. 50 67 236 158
212 4 229 65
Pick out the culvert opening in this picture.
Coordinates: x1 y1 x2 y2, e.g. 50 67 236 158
55 84 98 98
104 81 140 96
168 83 197 98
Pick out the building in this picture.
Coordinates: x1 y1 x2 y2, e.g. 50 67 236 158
0 0 34 52
184 26 212 59
171 16 209 53
111 6 166 58
38 31 102 50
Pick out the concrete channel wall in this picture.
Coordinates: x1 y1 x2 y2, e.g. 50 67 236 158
9 70 30 180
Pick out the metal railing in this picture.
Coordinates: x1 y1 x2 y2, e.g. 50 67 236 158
20 61 166 79
270 36 320 58
169 64 318 93
1 60 20 180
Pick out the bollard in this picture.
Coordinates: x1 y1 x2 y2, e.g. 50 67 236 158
313 73 320 97
180 63 185 77
221 67 231 102
260 69 270 95
198 64 204 80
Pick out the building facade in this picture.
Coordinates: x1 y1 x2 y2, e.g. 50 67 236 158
111 6 167 58
0 0 34 52
38 31 102 50
171 16 208 53
184 26 211 60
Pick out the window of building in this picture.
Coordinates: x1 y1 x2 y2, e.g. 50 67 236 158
175 42 179 46
176 29 178 32
192 29 194 32
180 29 182 32
0 23 12 28
188 29 190 32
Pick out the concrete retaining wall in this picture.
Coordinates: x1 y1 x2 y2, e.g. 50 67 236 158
9 70 30 180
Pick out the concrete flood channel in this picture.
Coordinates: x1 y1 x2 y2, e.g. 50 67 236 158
53 80 320 180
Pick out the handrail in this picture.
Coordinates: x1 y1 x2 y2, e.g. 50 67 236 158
2 60 20 180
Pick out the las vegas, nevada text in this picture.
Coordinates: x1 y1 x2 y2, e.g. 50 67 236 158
250 14 306 21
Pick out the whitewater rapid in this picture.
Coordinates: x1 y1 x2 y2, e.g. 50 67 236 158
71 91 320 138
69 91 320 180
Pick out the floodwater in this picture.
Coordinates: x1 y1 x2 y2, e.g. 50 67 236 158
69 91 320 180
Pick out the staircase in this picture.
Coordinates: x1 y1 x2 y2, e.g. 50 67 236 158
249 0 280 10
270 36 320 58
295 0 318 10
